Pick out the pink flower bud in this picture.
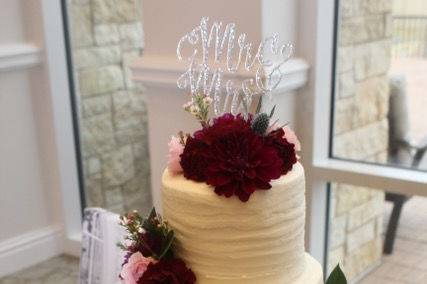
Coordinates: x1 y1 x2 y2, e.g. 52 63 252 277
167 136 184 174
283 125 301 151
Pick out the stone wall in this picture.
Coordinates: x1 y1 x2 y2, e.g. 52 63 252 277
329 0 392 281
69 0 152 214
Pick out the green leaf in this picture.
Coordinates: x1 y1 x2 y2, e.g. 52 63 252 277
116 242 126 250
326 264 347 284
158 230 175 259
269 105 276 118
148 207 157 220
241 98 249 117
255 96 263 114
142 207 157 232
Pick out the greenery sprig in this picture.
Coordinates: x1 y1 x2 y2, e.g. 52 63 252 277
118 208 175 261
183 93 213 127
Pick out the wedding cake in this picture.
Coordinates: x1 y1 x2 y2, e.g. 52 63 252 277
163 161 322 284
161 17 322 284
118 17 326 284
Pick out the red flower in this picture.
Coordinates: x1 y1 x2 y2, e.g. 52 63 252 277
265 128 297 175
138 258 196 284
205 129 283 201
194 113 252 143
139 232 162 257
180 137 210 181
180 114 285 202
180 114 252 183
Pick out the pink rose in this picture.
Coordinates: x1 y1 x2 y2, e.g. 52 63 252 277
121 252 155 284
283 125 301 151
167 136 184 174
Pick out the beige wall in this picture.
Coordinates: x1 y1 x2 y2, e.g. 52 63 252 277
142 0 262 56
0 71 53 241
0 0 53 243
0 0 65 276
0 1 25 44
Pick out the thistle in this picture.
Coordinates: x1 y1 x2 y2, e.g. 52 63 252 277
251 105 276 135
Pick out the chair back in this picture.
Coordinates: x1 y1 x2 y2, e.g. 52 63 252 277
79 208 126 284
388 75 412 166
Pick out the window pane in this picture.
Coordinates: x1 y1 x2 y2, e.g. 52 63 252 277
65 0 152 215
331 0 427 172
327 182 427 283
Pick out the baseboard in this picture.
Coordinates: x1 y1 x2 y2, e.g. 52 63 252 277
0 225 64 278
63 232 82 257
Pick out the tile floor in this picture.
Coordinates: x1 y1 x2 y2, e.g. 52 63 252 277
0 255 79 284
359 196 427 284
1 197 426 284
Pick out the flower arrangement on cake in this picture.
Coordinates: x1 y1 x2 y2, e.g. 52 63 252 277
118 209 196 284
167 94 300 202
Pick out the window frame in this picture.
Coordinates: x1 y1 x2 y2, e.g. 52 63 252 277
41 0 83 255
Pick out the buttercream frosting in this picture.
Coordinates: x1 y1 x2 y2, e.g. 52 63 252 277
162 162 322 283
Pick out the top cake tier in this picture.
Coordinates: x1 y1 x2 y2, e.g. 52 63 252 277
162 162 307 284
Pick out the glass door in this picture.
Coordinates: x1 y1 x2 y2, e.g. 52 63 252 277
62 0 152 215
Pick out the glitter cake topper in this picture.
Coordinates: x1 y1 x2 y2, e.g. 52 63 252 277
177 17 293 117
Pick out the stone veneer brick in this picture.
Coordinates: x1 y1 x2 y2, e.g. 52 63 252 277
81 94 112 117
354 40 391 81
333 120 388 159
74 46 122 69
92 0 139 24
69 3 93 48
78 65 125 96
94 24 121 45
81 112 116 157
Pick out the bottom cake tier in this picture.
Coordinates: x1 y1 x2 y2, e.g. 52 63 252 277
195 253 323 284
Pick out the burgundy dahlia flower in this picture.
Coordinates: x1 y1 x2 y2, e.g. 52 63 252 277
138 258 196 284
194 113 252 143
179 137 210 182
180 113 296 202
265 128 297 175
139 232 163 258
205 129 283 202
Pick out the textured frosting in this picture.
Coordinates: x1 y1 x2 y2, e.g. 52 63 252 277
162 162 311 283
194 254 323 284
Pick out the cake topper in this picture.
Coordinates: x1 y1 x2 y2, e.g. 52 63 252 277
169 17 300 202
177 17 293 117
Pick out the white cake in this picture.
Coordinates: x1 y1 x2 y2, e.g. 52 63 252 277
162 162 323 284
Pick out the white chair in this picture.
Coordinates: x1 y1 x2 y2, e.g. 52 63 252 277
384 76 427 254
79 208 126 284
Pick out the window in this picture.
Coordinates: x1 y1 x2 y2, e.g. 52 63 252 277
298 0 427 281
331 0 427 172
324 0 427 282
